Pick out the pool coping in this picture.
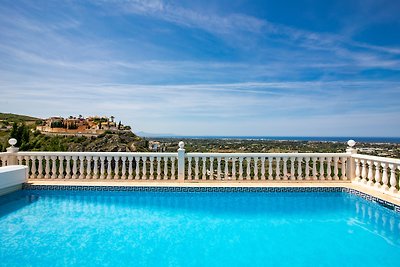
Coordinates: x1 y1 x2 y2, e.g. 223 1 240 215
22 181 400 213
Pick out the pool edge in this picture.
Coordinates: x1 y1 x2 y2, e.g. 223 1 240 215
21 182 400 213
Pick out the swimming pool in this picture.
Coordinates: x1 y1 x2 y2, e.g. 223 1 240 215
1 187 399 267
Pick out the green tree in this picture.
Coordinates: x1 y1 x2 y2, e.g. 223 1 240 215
9 123 30 150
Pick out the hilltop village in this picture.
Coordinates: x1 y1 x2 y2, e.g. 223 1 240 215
36 115 131 136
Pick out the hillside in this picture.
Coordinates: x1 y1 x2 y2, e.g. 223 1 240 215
0 113 148 152
27 131 149 152
0 112 42 123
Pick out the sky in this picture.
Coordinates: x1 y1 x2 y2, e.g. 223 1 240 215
1 0 400 137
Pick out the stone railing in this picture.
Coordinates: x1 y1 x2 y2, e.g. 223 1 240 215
1 139 399 197
185 152 349 181
352 154 400 195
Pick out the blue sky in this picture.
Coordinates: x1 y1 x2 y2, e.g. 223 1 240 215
1 0 399 136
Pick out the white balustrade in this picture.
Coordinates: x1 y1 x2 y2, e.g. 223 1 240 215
185 153 348 182
6 147 397 198
352 154 400 196
16 152 178 181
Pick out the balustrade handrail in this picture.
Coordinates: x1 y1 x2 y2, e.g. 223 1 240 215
16 151 178 157
351 154 400 164
187 152 349 157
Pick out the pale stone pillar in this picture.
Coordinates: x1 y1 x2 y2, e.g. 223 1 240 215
177 141 185 182
346 140 357 181
6 138 19 165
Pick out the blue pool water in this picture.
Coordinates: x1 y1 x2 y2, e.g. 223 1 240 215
1 189 400 267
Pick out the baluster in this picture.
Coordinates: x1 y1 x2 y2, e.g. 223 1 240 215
231 157 236 180
79 156 85 179
135 156 141 180
305 157 310 180
246 157 251 180
99 156 106 179
374 161 381 188
114 156 120 179
31 156 37 179
333 157 339 180
187 157 192 180
253 157 259 180
268 158 273 180
389 164 398 194
44 156 50 179
238 157 243 180
397 165 400 194
341 157 347 180
367 160 374 186
290 157 296 180
71 156 78 179
141 156 147 179
297 157 302 180
85 156 92 179
202 157 206 180
276 157 281 180
171 157 176 180
156 157 161 180
319 157 325 180
361 159 367 184
93 156 99 179
261 157 265 180
283 157 288 180
22 156 30 177
381 163 389 191
57 156 64 179
121 156 127 179
50 156 57 179
224 157 229 180
149 156 154 180
17 155 23 165
17 155 24 166
65 156 71 179
312 157 317 180
194 157 199 180
128 156 134 179
163 156 168 180
326 157 332 180
355 158 361 182
216 157 221 180
106 156 112 179
209 157 214 180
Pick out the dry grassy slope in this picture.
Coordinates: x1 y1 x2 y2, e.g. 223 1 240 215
65 132 148 152
0 112 41 123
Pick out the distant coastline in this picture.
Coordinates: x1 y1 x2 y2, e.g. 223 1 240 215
142 135 400 144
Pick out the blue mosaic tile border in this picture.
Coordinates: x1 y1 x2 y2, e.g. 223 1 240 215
343 188 400 213
22 184 343 193
22 183 400 213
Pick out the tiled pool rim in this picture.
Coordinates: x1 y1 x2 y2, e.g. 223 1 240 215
21 184 400 213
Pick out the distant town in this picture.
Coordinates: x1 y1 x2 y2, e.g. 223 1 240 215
36 115 131 136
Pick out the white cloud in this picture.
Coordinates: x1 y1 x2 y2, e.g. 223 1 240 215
1 0 399 136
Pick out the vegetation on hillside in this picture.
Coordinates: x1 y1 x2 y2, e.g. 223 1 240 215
0 112 42 124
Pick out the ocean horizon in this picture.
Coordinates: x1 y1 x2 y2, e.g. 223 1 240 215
143 135 400 144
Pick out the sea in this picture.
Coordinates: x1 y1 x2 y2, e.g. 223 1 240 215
151 136 400 144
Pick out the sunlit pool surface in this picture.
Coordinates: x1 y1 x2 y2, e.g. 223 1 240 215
1 188 400 267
